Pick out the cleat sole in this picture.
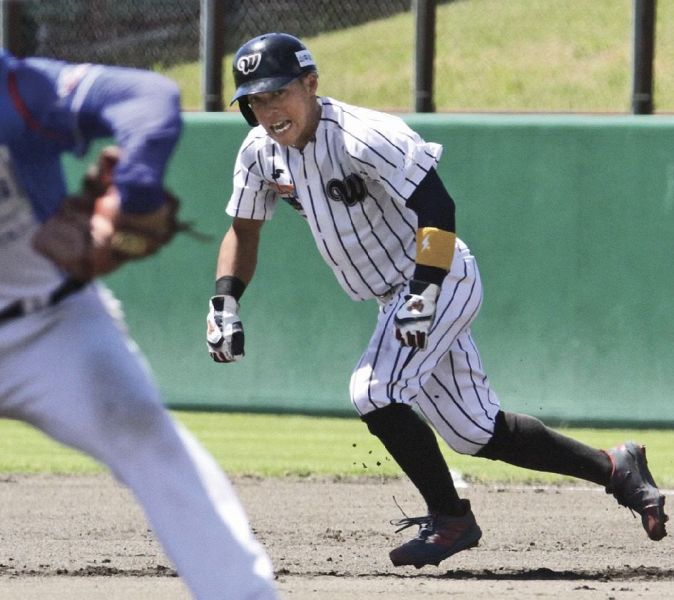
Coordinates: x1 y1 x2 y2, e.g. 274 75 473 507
390 537 480 568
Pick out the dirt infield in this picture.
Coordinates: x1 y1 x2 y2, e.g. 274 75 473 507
0 474 671 599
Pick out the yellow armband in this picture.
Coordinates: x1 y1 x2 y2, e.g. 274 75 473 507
416 227 456 270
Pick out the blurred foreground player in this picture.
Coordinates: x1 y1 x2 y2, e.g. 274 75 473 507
0 50 278 599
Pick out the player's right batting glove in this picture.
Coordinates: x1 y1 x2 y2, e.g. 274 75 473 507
394 280 440 350
206 295 245 363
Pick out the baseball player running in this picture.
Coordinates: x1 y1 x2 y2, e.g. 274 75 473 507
208 33 668 569
0 50 278 599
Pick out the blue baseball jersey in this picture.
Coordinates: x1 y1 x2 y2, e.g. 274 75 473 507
0 51 182 308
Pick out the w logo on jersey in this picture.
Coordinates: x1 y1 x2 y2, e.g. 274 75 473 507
237 53 261 74
326 174 367 207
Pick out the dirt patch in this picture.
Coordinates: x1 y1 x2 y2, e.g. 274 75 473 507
0 474 670 598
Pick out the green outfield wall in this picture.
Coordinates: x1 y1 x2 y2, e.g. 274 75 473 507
63 113 674 427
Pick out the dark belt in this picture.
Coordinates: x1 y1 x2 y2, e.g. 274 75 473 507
0 279 87 325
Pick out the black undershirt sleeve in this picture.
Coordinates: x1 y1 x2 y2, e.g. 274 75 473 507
405 168 456 232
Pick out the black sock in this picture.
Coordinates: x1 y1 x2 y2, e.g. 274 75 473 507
476 411 612 486
362 404 462 515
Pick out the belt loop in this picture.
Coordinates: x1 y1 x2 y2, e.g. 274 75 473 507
20 296 50 313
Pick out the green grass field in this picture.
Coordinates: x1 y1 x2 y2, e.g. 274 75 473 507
163 0 674 113
1 412 672 487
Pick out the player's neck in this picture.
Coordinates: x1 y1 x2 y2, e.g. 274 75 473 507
291 98 322 150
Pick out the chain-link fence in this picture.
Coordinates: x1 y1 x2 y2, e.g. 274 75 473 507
8 0 423 68
220 1 412 53
10 0 200 67
1 1 661 114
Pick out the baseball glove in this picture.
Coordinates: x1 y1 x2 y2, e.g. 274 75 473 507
33 146 190 281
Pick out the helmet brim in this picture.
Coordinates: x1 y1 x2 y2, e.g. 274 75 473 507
230 75 298 105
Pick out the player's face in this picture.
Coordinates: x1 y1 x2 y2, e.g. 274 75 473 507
247 74 321 149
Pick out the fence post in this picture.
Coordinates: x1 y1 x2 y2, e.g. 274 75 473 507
632 0 656 114
201 0 225 112
413 0 436 112
0 0 24 55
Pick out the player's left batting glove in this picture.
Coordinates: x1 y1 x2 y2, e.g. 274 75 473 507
206 295 245 363
394 280 440 350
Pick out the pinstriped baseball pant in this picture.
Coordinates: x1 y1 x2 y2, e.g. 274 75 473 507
350 240 501 456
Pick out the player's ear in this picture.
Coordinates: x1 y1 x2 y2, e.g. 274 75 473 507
303 71 319 95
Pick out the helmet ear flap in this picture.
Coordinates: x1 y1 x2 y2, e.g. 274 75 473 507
238 98 258 126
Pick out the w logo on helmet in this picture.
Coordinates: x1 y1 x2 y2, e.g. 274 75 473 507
237 53 261 75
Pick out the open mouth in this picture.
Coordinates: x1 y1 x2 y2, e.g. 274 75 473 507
271 120 291 134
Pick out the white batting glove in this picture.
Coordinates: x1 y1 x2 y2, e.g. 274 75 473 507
394 281 440 350
206 295 245 363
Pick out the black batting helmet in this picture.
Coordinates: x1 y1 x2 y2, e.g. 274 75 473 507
231 33 318 126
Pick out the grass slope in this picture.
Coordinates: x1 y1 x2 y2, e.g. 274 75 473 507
163 0 674 113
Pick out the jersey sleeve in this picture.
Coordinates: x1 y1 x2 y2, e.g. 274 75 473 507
75 66 182 213
9 57 86 150
226 138 279 221
14 58 182 214
344 113 443 203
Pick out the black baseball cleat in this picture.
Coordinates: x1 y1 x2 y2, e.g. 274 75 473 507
389 499 482 568
604 442 668 541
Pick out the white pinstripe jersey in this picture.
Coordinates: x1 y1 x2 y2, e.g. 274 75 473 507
226 97 443 301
